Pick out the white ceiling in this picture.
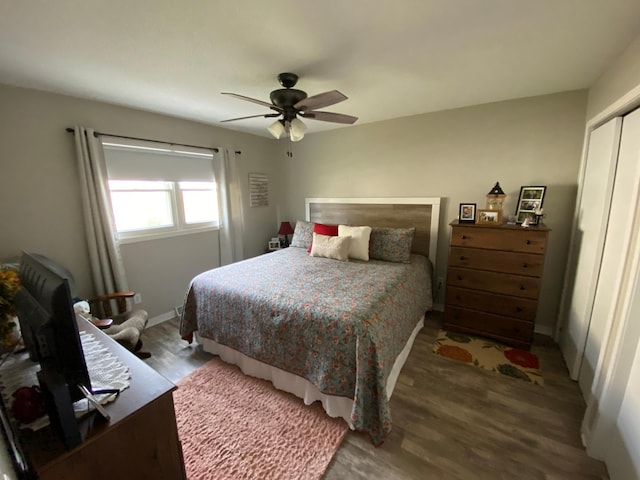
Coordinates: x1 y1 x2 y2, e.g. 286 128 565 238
2 1 640 138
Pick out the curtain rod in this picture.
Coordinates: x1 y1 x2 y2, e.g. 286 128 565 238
65 127 219 153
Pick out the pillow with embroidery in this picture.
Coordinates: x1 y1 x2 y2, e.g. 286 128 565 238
309 233 351 262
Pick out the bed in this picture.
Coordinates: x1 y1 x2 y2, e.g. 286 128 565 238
180 197 440 445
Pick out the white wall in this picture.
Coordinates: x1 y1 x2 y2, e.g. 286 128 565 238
278 91 588 334
0 84 280 317
587 33 640 122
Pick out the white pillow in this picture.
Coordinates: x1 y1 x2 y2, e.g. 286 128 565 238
338 225 372 261
310 233 351 261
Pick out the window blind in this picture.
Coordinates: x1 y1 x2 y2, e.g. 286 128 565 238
102 139 215 182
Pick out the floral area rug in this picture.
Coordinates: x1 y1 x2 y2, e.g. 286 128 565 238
433 330 543 386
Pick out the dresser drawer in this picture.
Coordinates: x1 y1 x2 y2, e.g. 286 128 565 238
448 247 544 277
447 267 540 299
445 286 538 321
451 226 548 254
444 306 534 344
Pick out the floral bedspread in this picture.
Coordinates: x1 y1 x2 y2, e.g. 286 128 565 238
179 247 432 445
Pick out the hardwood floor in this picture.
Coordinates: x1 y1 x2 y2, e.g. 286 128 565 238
142 312 608 479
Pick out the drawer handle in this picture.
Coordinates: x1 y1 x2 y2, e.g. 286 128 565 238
520 285 526 290
455 296 461 301
516 307 523 312
514 327 520 333
522 263 528 268
526 240 531 245
459 255 465 261
457 275 463 281
460 235 467 240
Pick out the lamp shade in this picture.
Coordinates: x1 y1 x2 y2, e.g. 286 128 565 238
267 120 285 139
278 221 294 236
289 118 307 142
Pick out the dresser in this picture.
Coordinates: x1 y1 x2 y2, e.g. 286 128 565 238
443 220 550 350
12 319 187 480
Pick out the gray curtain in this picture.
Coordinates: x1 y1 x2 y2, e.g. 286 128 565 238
73 126 128 294
215 148 244 265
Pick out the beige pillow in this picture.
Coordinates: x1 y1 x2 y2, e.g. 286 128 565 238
338 225 372 261
309 233 351 261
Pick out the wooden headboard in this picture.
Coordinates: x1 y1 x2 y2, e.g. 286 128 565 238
305 197 441 267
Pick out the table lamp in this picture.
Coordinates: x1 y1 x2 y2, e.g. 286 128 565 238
278 221 294 247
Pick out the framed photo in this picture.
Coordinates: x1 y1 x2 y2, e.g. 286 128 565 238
515 186 546 225
459 203 477 223
477 209 502 225
268 237 281 251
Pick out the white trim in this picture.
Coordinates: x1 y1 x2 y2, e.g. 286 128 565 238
587 83 640 129
304 196 441 269
148 310 177 327
534 324 554 337
117 225 218 244
556 83 640 343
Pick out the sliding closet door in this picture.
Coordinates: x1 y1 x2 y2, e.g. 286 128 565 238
559 116 621 381
579 108 640 395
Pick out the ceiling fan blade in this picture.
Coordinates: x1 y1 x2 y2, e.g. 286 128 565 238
221 92 280 110
294 90 347 111
221 113 280 123
300 111 358 124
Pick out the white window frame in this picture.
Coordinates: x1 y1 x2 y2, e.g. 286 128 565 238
102 141 219 244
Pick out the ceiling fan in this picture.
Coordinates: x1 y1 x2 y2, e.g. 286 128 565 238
221 72 358 142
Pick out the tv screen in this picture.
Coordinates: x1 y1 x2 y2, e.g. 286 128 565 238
13 252 91 449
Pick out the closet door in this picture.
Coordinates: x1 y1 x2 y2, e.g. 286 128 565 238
579 108 640 394
559 116 621 381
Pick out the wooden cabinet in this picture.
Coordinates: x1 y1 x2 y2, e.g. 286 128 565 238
17 320 187 480
444 220 550 350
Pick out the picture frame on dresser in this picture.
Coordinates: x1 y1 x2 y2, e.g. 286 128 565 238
458 203 476 223
515 186 546 225
477 209 501 224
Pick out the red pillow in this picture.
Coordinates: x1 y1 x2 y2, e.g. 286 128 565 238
308 223 338 252
314 223 338 236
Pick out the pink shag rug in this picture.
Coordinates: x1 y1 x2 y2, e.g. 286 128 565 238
174 358 348 480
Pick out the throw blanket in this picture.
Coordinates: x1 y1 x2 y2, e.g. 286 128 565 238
180 247 431 444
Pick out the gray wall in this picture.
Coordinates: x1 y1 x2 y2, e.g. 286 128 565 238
587 33 640 122
277 90 588 334
0 84 280 317
0 82 588 335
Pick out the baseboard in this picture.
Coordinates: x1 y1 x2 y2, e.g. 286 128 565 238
148 310 177 327
534 324 554 336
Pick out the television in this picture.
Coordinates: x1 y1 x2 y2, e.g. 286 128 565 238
13 252 91 449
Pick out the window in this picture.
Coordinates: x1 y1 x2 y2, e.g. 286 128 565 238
180 181 218 224
102 140 219 242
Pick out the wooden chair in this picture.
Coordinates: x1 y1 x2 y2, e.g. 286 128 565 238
88 291 151 359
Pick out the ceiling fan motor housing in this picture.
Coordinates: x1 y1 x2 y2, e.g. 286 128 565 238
270 88 307 121
222 71 357 126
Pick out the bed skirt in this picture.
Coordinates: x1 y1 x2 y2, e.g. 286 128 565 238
195 314 425 430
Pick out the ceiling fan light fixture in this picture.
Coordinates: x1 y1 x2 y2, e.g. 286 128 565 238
267 120 285 139
289 118 307 142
